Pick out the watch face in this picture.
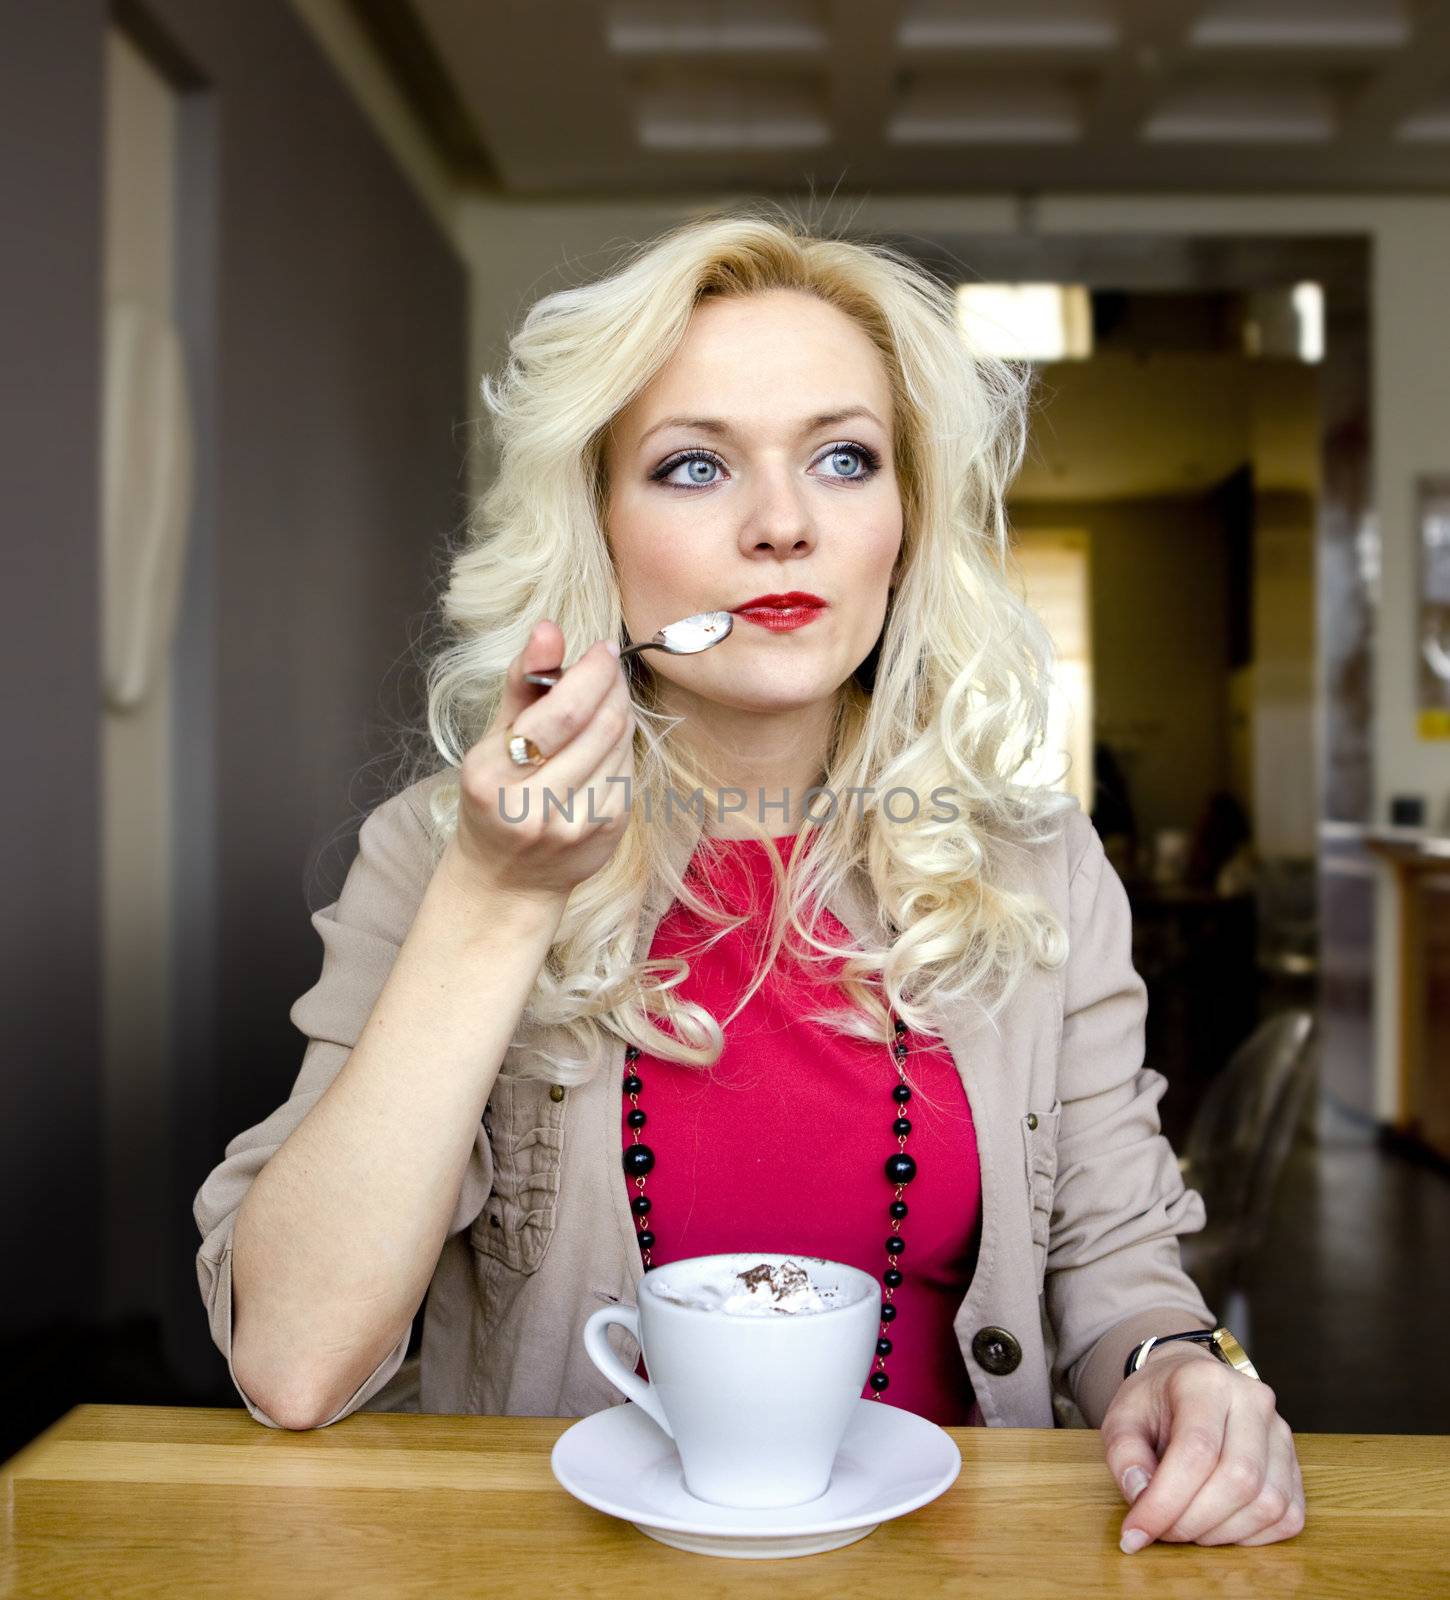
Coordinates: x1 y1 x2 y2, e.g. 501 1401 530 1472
1212 1327 1261 1380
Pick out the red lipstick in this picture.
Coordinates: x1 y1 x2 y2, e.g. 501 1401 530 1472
732 592 827 632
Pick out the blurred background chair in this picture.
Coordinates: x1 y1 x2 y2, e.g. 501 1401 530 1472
1255 857 1320 984
1177 1010 1318 1345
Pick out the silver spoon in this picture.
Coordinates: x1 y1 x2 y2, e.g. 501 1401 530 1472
523 609 735 690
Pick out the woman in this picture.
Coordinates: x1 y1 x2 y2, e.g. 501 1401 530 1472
195 210 1304 1553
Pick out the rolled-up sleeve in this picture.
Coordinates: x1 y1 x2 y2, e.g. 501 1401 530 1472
193 781 494 1427
1045 819 1215 1427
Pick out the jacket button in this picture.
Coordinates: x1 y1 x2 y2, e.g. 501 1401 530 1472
1026 1112 1038 1131
549 1084 566 1102
972 1326 1022 1375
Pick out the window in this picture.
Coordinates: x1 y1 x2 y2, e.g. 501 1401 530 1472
1013 529 1094 813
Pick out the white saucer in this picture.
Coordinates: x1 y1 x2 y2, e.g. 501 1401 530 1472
550 1397 961 1560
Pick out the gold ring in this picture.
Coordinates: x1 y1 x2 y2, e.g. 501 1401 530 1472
506 728 548 770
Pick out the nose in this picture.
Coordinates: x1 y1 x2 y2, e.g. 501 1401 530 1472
737 463 817 559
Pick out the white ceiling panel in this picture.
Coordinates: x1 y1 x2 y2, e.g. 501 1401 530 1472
401 0 1450 193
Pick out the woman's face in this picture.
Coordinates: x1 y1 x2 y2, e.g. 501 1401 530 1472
604 288 904 718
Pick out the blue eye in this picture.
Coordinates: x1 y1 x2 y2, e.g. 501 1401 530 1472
657 452 724 488
818 445 876 479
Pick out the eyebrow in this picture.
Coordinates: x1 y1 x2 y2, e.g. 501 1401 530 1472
637 405 886 449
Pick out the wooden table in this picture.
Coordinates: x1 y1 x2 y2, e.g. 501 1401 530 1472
4 1407 1448 1597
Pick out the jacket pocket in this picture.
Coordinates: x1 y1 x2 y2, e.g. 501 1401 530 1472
468 1075 567 1275
1021 1100 1062 1286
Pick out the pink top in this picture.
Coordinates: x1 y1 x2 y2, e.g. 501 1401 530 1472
621 834 985 1425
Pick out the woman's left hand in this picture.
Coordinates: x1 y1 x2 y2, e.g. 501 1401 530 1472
1100 1345 1306 1553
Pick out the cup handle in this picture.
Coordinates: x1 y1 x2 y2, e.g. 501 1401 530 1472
582 1304 673 1437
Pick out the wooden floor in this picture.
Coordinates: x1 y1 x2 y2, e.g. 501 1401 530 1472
3 1093 1447 1463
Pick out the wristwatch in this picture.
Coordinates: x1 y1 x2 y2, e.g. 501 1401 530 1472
1123 1326 1261 1382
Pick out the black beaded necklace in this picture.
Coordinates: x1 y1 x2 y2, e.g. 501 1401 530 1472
621 1013 918 1400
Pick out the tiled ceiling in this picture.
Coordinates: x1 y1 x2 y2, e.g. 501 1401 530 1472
395 0 1450 193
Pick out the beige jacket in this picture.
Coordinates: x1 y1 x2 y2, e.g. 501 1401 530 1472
194 773 1214 1432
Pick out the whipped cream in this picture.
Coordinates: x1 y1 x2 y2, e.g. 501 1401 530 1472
656 1260 839 1317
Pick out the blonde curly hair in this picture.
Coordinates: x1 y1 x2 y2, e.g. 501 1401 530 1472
407 202 1074 1084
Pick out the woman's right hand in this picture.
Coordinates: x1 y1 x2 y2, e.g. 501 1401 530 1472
447 619 636 910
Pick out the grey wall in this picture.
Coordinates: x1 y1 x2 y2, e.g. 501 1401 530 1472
1 0 107 1338
2 0 469 1412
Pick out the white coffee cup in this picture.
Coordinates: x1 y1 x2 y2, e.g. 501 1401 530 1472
582 1251 880 1509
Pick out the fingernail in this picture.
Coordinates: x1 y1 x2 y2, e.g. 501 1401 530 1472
1123 1467 1150 1504
606 642 621 658
1120 1529 1150 1555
